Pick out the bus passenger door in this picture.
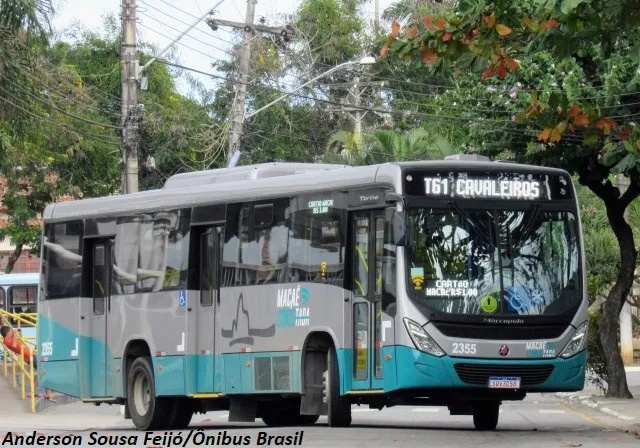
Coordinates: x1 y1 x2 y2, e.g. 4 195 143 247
90 239 114 398
350 210 385 391
197 227 221 393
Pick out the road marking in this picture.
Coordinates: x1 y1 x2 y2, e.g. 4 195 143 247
352 408 376 413
217 413 229 419
539 409 566 414
412 408 441 413
556 402 604 427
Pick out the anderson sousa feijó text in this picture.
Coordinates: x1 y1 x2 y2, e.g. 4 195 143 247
1 429 306 446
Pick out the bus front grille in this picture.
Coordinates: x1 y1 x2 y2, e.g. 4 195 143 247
453 363 555 386
432 323 567 340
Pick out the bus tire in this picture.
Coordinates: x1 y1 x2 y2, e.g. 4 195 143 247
325 346 351 427
296 414 320 426
261 399 319 427
472 401 500 431
169 398 194 429
127 356 172 430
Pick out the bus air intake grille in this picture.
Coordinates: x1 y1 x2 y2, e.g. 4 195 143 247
453 364 554 386
432 323 567 340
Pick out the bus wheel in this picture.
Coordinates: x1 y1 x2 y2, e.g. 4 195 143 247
296 414 320 426
262 412 288 427
127 356 171 430
170 398 194 429
324 346 351 427
472 401 500 431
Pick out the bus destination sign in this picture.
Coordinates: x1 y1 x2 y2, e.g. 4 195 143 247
424 177 540 200
403 170 572 201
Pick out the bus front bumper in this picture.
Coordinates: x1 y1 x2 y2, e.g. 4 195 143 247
387 345 586 394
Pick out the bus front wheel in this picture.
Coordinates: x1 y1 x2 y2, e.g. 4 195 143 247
127 356 172 430
324 346 351 427
472 401 500 431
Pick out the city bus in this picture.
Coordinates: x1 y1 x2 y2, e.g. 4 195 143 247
0 273 39 348
36 157 587 431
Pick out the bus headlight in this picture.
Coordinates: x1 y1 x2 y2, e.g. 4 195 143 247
560 322 587 358
403 318 445 357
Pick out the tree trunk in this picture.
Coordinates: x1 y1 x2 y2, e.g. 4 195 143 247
4 244 23 274
600 202 635 399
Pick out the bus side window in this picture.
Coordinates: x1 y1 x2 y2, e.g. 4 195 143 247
353 217 369 297
382 214 397 313
0 288 5 311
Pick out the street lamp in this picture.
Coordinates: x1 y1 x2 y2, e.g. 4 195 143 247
244 56 377 120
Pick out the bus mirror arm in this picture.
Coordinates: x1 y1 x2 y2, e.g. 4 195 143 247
391 211 407 247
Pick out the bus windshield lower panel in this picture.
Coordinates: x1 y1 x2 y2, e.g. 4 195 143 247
406 206 581 317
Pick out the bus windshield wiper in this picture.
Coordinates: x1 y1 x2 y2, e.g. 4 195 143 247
519 203 542 244
448 199 493 248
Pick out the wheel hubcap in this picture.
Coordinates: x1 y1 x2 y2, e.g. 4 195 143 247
133 371 151 416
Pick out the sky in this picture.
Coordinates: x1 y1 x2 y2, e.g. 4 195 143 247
50 0 396 97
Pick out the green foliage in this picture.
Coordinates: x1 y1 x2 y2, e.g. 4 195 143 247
324 127 463 165
297 0 365 66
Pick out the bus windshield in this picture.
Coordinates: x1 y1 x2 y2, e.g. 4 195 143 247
406 207 581 317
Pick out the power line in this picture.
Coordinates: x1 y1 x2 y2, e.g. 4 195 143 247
0 88 120 146
138 22 235 63
138 10 236 56
138 0 237 46
3 77 121 130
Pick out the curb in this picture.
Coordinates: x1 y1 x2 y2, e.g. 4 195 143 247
554 392 640 435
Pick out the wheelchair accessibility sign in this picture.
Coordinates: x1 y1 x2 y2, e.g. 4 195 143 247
179 290 187 307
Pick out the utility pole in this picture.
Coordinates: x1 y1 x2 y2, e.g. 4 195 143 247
618 173 635 366
374 0 380 32
226 0 257 166
121 0 138 194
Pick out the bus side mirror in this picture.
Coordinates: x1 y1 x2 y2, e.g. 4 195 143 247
391 211 407 247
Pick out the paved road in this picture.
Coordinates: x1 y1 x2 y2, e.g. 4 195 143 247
3 394 638 447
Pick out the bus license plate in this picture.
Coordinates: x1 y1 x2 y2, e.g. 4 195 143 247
488 377 520 389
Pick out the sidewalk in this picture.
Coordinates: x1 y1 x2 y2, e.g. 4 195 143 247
553 367 640 437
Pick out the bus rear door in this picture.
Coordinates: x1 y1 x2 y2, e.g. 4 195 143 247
196 226 222 393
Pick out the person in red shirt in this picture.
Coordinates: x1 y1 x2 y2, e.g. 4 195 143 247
0 326 35 366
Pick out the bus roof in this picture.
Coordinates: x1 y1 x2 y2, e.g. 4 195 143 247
43 160 571 222
0 273 39 286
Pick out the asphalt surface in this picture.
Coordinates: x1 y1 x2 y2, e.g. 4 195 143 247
2 394 638 447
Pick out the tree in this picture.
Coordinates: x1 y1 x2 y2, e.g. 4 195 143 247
0 0 53 155
381 0 640 398
54 18 216 189
325 127 460 164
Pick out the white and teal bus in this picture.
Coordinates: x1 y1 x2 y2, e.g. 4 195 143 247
37 157 587 431
0 272 39 355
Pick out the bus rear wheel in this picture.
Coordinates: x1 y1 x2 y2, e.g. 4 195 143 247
472 401 500 431
324 346 351 427
127 356 172 430
261 399 319 427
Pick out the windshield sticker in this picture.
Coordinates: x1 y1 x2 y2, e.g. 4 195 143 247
424 280 478 297
525 341 555 358
480 295 499 313
411 268 425 290
424 177 541 200
320 261 328 278
308 199 333 214
505 287 547 312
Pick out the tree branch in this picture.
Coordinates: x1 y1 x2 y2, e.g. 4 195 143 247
620 168 640 209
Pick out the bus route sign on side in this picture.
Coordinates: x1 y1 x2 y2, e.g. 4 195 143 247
179 290 187 307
